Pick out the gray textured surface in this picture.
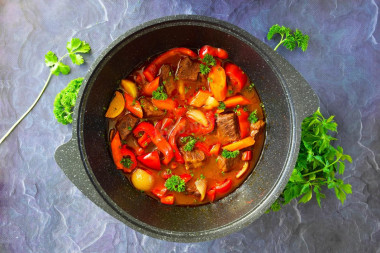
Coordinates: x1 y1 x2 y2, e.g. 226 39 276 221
0 0 379 252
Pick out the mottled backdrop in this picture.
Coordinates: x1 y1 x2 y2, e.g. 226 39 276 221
0 0 379 252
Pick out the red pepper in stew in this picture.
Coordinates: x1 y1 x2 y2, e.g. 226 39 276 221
137 151 161 170
207 188 216 202
133 122 174 165
195 142 210 156
236 108 250 138
215 179 232 194
160 195 175 205
199 45 229 59
168 117 187 163
143 48 197 82
110 131 137 173
152 186 167 198
225 63 248 92
189 110 215 135
180 173 192 183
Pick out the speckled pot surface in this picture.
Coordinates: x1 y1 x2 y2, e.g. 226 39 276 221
55 15 319 242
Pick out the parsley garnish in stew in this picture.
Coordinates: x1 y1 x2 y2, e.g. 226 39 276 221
152 86 168 100
165 175 186 192
221 149 240 159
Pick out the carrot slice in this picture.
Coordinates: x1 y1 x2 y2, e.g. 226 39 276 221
223 137 255 151
208 66 227 101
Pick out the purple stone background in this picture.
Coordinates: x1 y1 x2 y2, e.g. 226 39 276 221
0 0 379 252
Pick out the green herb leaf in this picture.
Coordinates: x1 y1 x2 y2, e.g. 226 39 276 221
218 101 226 110
165 175 186 192
44 51 58 67
248 110 258 123
267 24 309 52
120 156 133 168
221 149 239 159
200 64 211 75
152 86 168 100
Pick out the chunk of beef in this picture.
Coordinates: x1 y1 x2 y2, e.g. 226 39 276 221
180 146 205 169
216 155 240 172
116 114 138 140
160 65 176 96
140 97 165 118
216 113 240 145
176 57 200 81
250 120 265 138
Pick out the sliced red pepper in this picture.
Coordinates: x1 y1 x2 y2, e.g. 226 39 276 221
209 143 221 156
207 188 216 202
180 173 192 183
215 179 232 194
168 117 187 164
225 63 248 92
199 45 229 59
110 132 137 173
143 48 197 82
137 151 161 170
161 118 174 131
152 186 167 198
195 142 210 156
242 151 252 161
124 93 143 118
152 98 177 111
236 108 250 138
160 195 174 205
208 65 227 101
224 95 250 108
143 77 160 95
174 107 187 118
161 170 172 179
137 132 151 148
133 122 174 165
189 110 215 135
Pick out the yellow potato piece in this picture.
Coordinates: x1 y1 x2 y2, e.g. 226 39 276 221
105 91 125 118
121 79 138 98
131 169 154 191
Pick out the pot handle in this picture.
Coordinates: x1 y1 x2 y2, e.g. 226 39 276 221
55 138 124 221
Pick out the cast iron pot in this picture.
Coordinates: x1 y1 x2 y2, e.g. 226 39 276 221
55 15 319 242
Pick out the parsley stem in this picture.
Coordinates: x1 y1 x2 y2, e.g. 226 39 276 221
274 35 286 51
0 71 54 144
302 168 324 177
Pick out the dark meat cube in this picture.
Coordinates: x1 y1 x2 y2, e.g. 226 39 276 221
176 57 200 81
116 114 138 140
160 65 176 96
216 113 240 145
250 120 265 138
216 155 240 172
140 97 165 118
180 147 205 169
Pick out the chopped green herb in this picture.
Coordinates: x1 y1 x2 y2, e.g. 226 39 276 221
218 101 226 110
168 71 172 76
233 105 241 113
162 81 167 85
248 83 255 91
120 156 133 168
166 169 172 175
153 106 158 111
184 138 197 152
202 86 206 91
200 174 205 179
207 77 213 83
248 110 258 123
243 106 249 112
131 99 136 106
200 64 211 75
152 86 168 100
202 54 216 66
165 175 186 192
174 76 179 81
228 90 234 95
127 126 132 131
221 149 240 159
102 106 107 111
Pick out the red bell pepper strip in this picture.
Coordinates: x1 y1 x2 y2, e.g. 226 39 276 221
189 110 215 135
242 151 252 161
180 173 192 183
152 186 167 198
208 65 227 101
225 63 248 92
224 95 250 108
236 108 250 138
160 195 174 205
143 48 197 82
124 93 143 118
133 122 174 165
137 151 161 170
199 45 229 59
161 118 174 131
161 170 172 179
152 98 177 111
143 77 160 95
168 118 187 164
209 143 221 156
174 107 187 118
207 188 216 202
137 132 151 148
215 179 232 194
195 142 210 156
110 131 137 173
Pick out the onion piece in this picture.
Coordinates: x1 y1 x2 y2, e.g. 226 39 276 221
186 109 209 127
195 178 207 201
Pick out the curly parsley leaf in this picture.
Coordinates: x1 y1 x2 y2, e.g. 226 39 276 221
267 24 309 52
221 149 239 159
181 136 197 152
199 54 216 75
120 156 133 168
165 175 186 192
267 108 352 212
218 101 226 110
200 64 211 75
152 86 168 100
248 110 258 123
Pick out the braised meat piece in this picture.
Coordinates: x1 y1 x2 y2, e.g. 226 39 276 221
216 113 240 145
176 57 200 81
140 97 166 118
160 65 176 96
250 120 265 137
180 146 205 169
116 114 138 140
216 155 240 172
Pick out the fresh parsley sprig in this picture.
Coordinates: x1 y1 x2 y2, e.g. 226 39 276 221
267 24 309 52
200 54 216 75
0 38 91 144
268 109 352 212
165 175 186 192
152 86 168 100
